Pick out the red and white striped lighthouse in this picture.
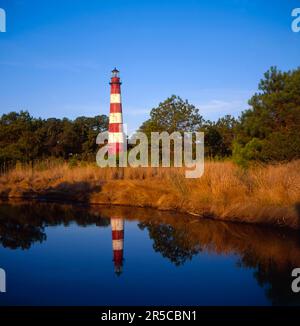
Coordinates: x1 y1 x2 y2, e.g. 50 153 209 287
111 217 124 276
108 68 124 155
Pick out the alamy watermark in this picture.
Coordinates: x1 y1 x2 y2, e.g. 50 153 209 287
292 8 300 32
0 8 6 33
96 128 204 178
292 268 300 293
0 268 6 293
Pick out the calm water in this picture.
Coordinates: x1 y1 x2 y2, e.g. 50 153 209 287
0 202 299 306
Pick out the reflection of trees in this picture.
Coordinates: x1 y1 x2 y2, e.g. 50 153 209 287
238 253 300 306
0 202 110 250
136 210 300 306
1 202 300 305
0 217 46 249
139 222 201 266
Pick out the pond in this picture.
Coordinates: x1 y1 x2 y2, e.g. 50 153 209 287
0 201 299 306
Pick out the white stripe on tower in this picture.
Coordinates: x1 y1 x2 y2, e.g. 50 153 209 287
111 217 124 276
108 68 124 155
110 94 121 103
109 132 124 144
112 239 123 251
109 113 123 124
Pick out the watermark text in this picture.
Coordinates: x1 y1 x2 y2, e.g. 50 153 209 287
292 268 300 293
96 129 204 178
292 8 300 32
0 268 6 293
0 8 6 33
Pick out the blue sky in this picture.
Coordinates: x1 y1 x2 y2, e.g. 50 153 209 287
0 0 299 132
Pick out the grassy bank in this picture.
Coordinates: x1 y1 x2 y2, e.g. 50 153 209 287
0 160 299 229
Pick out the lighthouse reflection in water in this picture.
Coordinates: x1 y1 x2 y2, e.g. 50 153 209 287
111 217 124 276
1 203 300 305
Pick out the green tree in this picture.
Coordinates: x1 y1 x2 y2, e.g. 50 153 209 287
0 111 108 167
233 66 300 163
74 115 108 160
0 111 41 164
139 95 203 136
202 115 237 158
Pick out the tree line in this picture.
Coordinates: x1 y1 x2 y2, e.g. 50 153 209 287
0 66 299 168
140 66 300 165
0 113 108 167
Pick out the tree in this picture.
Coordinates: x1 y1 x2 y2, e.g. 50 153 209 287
201 121 223 158
201 115 237 158
0 111 109 167
0 111 41 164
74 115 108 160
139 95 204 136
233 66 300 164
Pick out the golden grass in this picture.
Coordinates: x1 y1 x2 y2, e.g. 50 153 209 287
0 160 299 229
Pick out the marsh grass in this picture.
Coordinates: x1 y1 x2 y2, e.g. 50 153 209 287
0 160 299 229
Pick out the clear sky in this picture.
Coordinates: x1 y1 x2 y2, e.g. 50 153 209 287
0 0 299 132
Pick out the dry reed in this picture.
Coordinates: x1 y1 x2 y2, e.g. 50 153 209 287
0 160 299 229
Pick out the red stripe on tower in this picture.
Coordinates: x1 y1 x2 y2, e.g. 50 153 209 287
111 218 124 276
108 68 124 155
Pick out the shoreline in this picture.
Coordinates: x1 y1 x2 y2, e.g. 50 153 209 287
0 161 299 230
0 190 299 231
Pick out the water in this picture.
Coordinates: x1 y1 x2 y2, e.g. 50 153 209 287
0 201 299 306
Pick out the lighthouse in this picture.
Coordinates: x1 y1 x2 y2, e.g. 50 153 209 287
111 218 124 276
108 68 124 155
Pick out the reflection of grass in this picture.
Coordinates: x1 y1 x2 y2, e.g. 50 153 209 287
0 160 299 229
2 201 298 304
